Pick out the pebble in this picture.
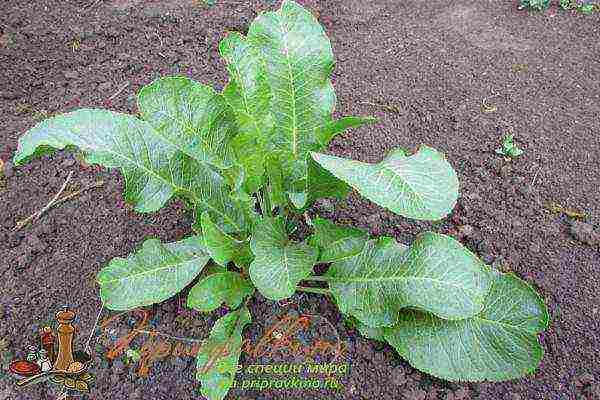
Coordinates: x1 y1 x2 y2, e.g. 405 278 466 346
0 91 20 100
528 241 541 254
569 221 599 245
64 70 79 79
2 161 14 178
492 257 511 272
477 240 495 263
391 366 406 386
110 372 121 385
316 198 335 213
404 389 427 400
60 158 76 168
112 359 126 374
25 234 47 253
98 82 112 92
453 388 470 400
586 383 600 399
500 164 512 178
170 355 187 369
457 224 475 238
16 252 34 270
576 372 595 387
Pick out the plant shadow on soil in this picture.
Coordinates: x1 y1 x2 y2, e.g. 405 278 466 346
1 1 599 399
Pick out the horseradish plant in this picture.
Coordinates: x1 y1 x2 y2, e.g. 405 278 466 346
14 1 549 399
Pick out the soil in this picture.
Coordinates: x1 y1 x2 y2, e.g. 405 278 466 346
1 1 599 399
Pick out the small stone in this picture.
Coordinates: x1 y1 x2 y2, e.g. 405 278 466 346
316 198 335 213
98 82 113 92
367 213 382 226
61 158 76 168
64 70 79 80
457 224 475 238
391 366 406 386
16 252 34 269
481 253 495 264
2 161 14 178
492 257 511 272
25 234 47 253
170 356 187 369
0 91 20 100
529 241 541 254
576 372 595 386
404 389 427 400
454 388 470 400
112 359 126 374
586 383 600 399
477 240 495 263
7 232 22 248
517 184 534 196
569 221 599 245
510 393 522 400
500 164 511 178
110 372 121 385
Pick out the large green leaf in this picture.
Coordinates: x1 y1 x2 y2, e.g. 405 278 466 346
196 307 251 400
188 272 254 313
13 109 248 231
308 218 368 263
265 153 287 211
311 146 459 221
249 217 318 300
13 109 189 212
220 32 272 193
200 211 245 267
137 76 237 168
247 0 335 184
326 233 491 327
288 156 351 211
383 271 550 382
317 116 377 147
97 236 210 310
137 77 251 231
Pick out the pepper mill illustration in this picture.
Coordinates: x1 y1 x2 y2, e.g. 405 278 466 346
53 307 76 371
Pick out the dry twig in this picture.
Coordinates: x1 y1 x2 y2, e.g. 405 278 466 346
360 100 401 114
108 81 130 101
12 172 104 231
84 0 103 10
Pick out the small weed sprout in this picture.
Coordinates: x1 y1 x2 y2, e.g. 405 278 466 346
496 133 524 159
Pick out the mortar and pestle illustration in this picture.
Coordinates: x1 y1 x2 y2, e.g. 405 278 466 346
16 308 92 388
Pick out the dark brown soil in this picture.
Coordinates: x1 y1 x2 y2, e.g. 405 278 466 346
1 1 599 399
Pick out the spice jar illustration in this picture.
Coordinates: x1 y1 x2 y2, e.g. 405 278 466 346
25 345 38 363
36 349 52 372
54 308 76 371
40 326 56 363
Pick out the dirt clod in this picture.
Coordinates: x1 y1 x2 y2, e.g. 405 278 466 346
2 161 14 178
457 224 475 239
569 221 599 246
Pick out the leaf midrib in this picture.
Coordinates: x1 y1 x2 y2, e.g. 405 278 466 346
98 254 208 285
279 20 299 158
329 275 482 297
100 117 242 231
